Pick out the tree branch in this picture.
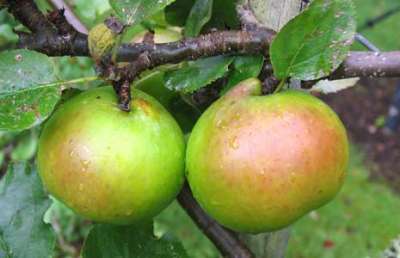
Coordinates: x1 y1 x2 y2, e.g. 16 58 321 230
7 0 54 33
332 51 400 79
15 27 400 80
8 1 399 80
17 31 89 56
178 183 254 258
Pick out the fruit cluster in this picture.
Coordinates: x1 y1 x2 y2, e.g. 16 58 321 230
37 78 348 233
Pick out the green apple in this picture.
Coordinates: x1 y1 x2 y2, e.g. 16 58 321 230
37 86 185 225
186 78 349 233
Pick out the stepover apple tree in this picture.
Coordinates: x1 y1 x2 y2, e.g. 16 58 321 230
0 0 399 257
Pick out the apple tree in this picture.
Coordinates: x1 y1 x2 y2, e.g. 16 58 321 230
0 0 399 257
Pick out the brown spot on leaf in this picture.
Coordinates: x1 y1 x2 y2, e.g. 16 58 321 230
15 54 23 62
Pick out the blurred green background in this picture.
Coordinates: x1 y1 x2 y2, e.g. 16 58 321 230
1 0 400 257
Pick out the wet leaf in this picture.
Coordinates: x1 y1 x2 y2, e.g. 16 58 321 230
270 0 356 80
110 0 175 26
0 50 60 131
0 51 99 132
185 0 213 37
165 0 238 29
82 224 188 258
0 86 61 132
165 0 194 26
207 0 239 29
0 162 56 258
10 129 39 161
165 56 234 93
0 50 56 94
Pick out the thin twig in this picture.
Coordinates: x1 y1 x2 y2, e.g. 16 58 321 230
359 5 400 31
355 34 380 52
7 0 88 56
178 183 254 258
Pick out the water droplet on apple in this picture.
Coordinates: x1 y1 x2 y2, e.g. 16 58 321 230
229 137 239 149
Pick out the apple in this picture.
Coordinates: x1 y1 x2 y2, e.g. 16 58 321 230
37 86 185 225
186 78 349 233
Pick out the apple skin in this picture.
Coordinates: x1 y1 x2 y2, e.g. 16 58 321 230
37 86 185 225
186 78 349 233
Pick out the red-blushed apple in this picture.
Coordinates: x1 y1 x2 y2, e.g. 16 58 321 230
186 78 349 233
37 86 185 225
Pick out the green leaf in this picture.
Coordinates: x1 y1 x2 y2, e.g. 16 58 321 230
207 0 239 29
165 0 194 26
221 55 264 95
185 0 213 37
73 0 111 27
0 131 18 149
82 224 188 258
110 0 176 26
0 162 56 258
0 24 18 47
10 129 38 161
270 0 356 80
0 86 61 131
0 236 10 258
0 50 57 94
165 0 238 29
0 50 61 132
165 56 234 93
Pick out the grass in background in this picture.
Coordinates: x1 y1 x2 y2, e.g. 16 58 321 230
155 146 400 258
352 0 400 51
155 203 220 258
287 146 400 258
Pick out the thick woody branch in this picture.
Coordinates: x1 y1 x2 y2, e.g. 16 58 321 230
332 51 400 79
7 0 54 33
178 184 254 258
8 1 400 82
302 51 400 88
16 29 400 81
117 29 274 63
8 1 399 81
17 32 89 56
106 29 274 109
7 0 89 56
